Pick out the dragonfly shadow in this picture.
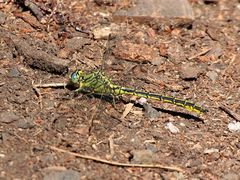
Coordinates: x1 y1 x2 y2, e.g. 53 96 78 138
86 93 116 103
73 91 119 104
133 102 204 123
154 106 204 122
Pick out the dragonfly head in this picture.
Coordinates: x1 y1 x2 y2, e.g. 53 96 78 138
69 70 84 84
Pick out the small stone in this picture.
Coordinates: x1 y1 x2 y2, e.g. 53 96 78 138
136 97 147 105
143 103 160 119
165 122 180 133
53 117 67 131
58 48 70 59
0 153 5 158
8 68 21 78
145 144 158 153
130 150 155 164
41 153 54 164
74 125 89 135
93 27 111 39
228 121 240 132
185 159 202 168
43 170 80 180
65 37 91 52
205 43 223 61
180 64 200 80
0 68 7 75
179 122 185 127
151 56 165 66
1 132 11 143
222 173 239 180
0 112 20 123
151 130 163 140
113 40 159 63
17 118 35 129
204 148 219 154
0 11 6 24
206 71 218 82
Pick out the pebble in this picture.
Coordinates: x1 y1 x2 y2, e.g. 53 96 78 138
43 170 80 180
130 150 154 164
204 148 219 154
0 68 7 75
0 112 20 123
8 68 21 78
222 173 239 180
136 97 147 105
17 118 35 129
179 122 186 127
74 125 89 135
228 121 240 132
1 132 10 143
207 43 223 59
0 11 6 24
93 27 111 39
113 40 159 63
165 122 180 133
151 56 165 66
180 64 200 80
64 37 91 52
206 71 218 82
143 103 160 119
58 48 70 59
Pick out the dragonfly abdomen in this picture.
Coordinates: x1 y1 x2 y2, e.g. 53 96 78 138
118 87 207 113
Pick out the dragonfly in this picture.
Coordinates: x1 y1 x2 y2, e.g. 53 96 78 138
68 69 207 114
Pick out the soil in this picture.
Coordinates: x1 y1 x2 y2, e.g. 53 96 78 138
0 0 240 179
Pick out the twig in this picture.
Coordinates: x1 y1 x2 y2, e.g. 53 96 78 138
221 54 236 75
88 104 98 135
49 146 184 172
108 133 115 158
43 166 67 172
10 132 28 143
33 83 66 88
188 47 212 60
219 105 240 122
32 84 43 109
32 82 66 109
0 82 5 86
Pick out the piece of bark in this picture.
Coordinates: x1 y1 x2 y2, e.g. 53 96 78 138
13 11 44 30
24 0 44 20
13 38 69 74
0 29 69 74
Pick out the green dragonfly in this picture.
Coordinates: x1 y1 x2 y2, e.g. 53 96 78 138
68 69 207 114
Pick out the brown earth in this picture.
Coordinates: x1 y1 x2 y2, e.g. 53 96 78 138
0 0 239 179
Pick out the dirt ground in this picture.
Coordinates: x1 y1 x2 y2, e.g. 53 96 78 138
0 0 240 179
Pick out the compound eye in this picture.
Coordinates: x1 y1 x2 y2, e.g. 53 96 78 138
70 71 78 83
